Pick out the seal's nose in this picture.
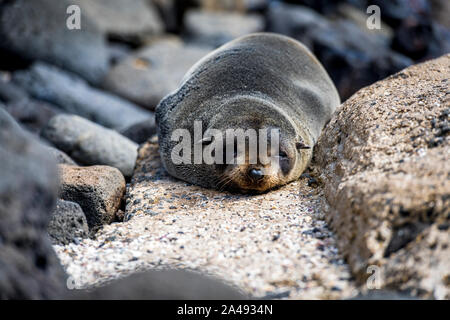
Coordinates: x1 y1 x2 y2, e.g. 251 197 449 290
248 168 264 181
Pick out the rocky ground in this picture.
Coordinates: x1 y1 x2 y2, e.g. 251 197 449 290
53 54 450 300
55 140 356 299
0 0 449 300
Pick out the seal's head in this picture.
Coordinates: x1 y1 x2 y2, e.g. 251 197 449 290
201 96 313 193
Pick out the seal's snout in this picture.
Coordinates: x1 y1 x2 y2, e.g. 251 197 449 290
248 168 264 181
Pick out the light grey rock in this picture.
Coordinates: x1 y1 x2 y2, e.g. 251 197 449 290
108 42 133 65
48 200 89 245
59 165 125 230
0 107 67 299
184 9 265 47
42 114 138 177
74 0 163 42
13 63 153 130
0 76 28 103
103 38 211 110
0 0 109 84
43 146 77 166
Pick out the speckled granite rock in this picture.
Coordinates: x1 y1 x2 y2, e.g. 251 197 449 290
55 139 356 299
314 54 450 299
59 165 126 231
103 38 210 110
48 200 89 245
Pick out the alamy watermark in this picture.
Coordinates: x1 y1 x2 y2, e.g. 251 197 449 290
366 5 381 30
66 5 81 30
366 265 382 290
170 121 281 168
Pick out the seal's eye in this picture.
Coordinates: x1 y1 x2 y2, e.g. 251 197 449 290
279 151 288 159
295 142 310 150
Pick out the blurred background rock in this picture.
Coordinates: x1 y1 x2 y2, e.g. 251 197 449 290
1 0 449 117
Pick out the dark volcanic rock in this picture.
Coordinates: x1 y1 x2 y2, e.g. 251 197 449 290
0 76 28 103
59 165 126 230
371 0 450 61
194 0 269 12
371 0 431 28
311 19 413 101
431 0 450 28
151 0 181 33
120 118 157 144
0 0 109 84
13 63 153 131
282 0 342 14
42 114 138 177
103 38 210 110
267 3 413 100
4 99 61 135
267 3 329 44
72 269 246 299
314 54 450 299
48 200 89 245
0 108 67 299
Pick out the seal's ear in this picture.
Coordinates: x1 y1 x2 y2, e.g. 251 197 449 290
296 142 310 150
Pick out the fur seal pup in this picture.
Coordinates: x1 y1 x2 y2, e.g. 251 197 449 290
156 33 340 193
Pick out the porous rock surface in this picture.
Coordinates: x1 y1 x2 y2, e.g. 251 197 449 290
314 54 450 299
55 140 356 299
59 165 126 231
48 200 89 246
0 108 67 299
